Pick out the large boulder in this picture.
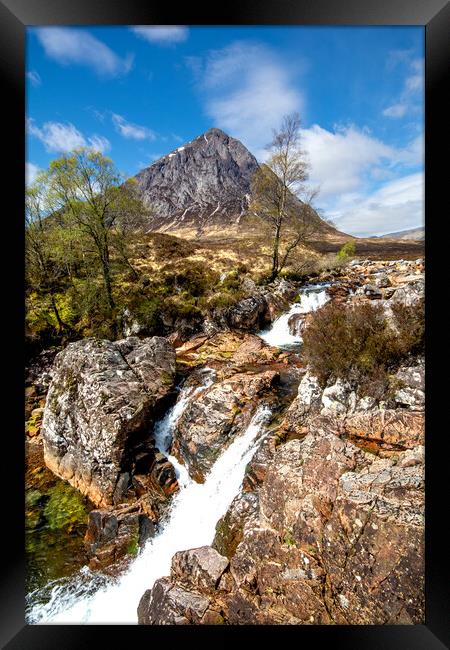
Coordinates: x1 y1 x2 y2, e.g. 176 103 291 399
321 451 425 624
42 336 176 507
171 369 279 482
227 295 268 331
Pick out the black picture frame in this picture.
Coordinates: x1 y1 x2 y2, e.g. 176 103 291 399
2 1 448 647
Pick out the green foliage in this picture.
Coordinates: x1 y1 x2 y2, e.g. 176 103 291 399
221 270 241 291
301 299 424 396
43 482 89 533
283 529 296 547
125 534 140 557
204 289 244 312
135 297 161 331
336 240 356 261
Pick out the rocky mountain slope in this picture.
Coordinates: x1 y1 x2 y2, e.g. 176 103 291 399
133 127 337 237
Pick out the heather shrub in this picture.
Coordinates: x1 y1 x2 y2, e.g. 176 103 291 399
301 299 424 395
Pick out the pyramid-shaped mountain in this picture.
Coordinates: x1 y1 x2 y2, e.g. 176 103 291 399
134 128 258 231
134 127 339 236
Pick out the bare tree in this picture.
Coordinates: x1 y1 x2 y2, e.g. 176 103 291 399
250 113 324 281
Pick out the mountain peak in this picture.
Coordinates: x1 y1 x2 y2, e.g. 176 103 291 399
202 127 230 140
134 128 259 232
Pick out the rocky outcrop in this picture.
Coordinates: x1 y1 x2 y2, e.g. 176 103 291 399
175 331 280 368
138 347 425 624
171 370 280 482
140 417 424 624
42 336 177 507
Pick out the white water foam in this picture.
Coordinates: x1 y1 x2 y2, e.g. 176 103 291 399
258 284 330 349
28 378 271 624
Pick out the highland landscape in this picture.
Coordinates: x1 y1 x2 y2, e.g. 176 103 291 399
25 25 425 626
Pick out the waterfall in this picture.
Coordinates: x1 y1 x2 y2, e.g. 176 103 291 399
258 283 330 348
27 372 271 624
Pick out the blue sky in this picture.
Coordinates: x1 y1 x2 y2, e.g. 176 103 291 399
26 26 424 237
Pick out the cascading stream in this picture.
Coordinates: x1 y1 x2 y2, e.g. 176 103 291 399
258 283 330 348
27 366 271 624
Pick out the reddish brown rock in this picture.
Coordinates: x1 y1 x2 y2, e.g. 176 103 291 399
172 369 279 482
343 409 424 450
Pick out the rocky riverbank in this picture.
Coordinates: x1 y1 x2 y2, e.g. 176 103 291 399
25 257 425 623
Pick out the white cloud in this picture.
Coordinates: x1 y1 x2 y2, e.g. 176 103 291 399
191 41 303 159
27 118 111 154
130 26 188 45
329 172 424 237
382 55 423 119
382 103 408 118
301 124 394 197
26 70 41 87
299 124 424 236
26 162 42 185
36 27 133 77
111 113 155 140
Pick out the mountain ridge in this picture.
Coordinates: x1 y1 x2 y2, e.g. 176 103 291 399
376 227 424 241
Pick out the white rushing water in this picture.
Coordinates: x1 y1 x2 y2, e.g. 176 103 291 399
258 284 330 348
28 370 271 624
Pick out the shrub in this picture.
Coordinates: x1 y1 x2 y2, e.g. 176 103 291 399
337 241 356 261
301 299 424 395
203 289 245 312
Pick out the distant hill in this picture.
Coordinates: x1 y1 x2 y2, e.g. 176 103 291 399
377 227 424 241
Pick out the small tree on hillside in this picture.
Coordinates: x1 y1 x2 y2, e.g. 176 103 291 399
45 149 147 326
250 112 324 282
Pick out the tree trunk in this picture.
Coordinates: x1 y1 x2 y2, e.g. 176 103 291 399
101 257 115 313
50 295 68 333
270 221 282 282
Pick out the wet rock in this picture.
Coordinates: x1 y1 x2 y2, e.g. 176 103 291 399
138 577 210 625
213 492 259 558
84 506 155 569
139 370 425 625
177 331 279 368
242 435 277 492
42 336 176 507
171 370 279 481
287 313 305 336
227 295 268 331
